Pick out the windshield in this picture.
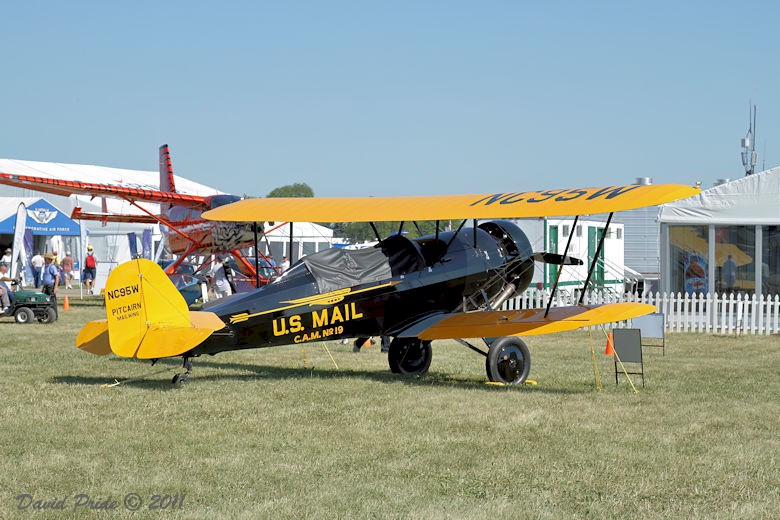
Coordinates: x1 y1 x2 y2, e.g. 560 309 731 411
208 194 242 209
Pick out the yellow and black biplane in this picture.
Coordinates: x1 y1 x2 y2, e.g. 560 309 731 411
76 183 699 384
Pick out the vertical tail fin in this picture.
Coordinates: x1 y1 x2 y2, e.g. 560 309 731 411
158 144 176 193
75 259 225 359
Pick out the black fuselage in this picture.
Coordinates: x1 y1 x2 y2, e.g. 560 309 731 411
192 221 534 356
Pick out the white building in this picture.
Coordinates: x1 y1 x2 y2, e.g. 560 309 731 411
511 217 625 296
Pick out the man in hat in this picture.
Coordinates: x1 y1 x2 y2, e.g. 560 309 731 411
83 245 97 295
42 253 59 301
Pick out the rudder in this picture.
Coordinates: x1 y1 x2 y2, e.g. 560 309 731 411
78 258 224 359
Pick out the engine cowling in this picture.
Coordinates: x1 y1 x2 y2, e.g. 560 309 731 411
478 220 535 304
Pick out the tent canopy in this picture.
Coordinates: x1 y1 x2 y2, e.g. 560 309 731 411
659 167 780 225
0 197 81 236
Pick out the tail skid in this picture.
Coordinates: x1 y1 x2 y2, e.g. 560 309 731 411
76 259 224 359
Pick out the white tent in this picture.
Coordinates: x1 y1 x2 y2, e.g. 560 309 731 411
658 167 780 296
261 221 335 263
659 167 780 224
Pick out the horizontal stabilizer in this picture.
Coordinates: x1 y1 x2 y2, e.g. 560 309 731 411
76 319 111 356
413 302 656 340
71 206 159 224
75 259 225 359
532 252 583 265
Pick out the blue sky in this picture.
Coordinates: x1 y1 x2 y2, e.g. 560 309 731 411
3 1 779 197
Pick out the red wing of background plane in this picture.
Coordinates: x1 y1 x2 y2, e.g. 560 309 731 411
0 172 209 209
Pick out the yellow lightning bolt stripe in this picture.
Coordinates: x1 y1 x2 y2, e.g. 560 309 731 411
229 281 399 324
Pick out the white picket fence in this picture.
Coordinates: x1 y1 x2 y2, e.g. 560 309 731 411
503 290 780 335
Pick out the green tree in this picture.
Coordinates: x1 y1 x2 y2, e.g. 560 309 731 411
266 183 314 198
339 221 441 243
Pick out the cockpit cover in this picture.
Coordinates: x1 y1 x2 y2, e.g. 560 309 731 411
303 247 392 293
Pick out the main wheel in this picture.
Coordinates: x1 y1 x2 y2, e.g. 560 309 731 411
486 337 531 384
38 307 58 324
388 338 432 376
14 307 35 324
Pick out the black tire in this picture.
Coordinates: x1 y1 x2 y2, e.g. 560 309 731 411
38 307 58 324
172 372 189 385
14 307 35 324
486 337 531 384
388 338 432 376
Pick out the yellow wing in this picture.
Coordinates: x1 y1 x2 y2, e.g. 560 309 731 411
202 184 699 223
396 302 656 340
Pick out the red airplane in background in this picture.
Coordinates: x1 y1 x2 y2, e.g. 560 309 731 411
0 145 281 286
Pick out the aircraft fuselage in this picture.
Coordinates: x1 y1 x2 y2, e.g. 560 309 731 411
192 221 534 356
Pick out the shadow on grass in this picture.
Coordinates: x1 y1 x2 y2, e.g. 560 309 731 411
49 356 581 395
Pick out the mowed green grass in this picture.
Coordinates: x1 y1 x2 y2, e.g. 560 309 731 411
1 300 778 519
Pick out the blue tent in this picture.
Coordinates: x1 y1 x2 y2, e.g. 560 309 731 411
0 198 80 236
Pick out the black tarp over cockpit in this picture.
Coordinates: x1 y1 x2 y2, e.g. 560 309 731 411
302 247 392 293
301 234 426 293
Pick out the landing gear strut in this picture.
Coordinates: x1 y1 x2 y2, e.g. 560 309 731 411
172 357 193 384
388 338 432 376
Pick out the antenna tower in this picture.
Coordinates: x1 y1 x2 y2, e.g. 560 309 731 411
741 104 757 176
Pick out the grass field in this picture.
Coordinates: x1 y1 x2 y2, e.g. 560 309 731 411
1 298 778 519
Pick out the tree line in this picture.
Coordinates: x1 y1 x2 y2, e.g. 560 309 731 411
266 182 439 243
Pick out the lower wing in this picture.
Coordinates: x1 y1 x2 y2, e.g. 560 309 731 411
397 302 655 340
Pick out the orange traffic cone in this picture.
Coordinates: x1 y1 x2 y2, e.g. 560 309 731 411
605 332 614 356
63 295 71 311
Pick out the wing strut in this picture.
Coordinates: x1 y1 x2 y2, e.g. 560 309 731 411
122 197 199 244
444 219 468 250
578 212 613 305
369 222 381 242
545 215 579 318
253 222 261 287
289 222 295 263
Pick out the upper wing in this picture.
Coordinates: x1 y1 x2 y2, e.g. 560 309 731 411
202 184 700 223
396 302 656 340
0 172 209 209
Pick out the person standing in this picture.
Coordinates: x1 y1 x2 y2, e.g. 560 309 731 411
83 245 97 294
209 256 233 298
42 253 59 302
61 252 74 289
1 248 11 265
280 256 290 274
30 251 44 288
723 254 738 293
0 263 12 313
